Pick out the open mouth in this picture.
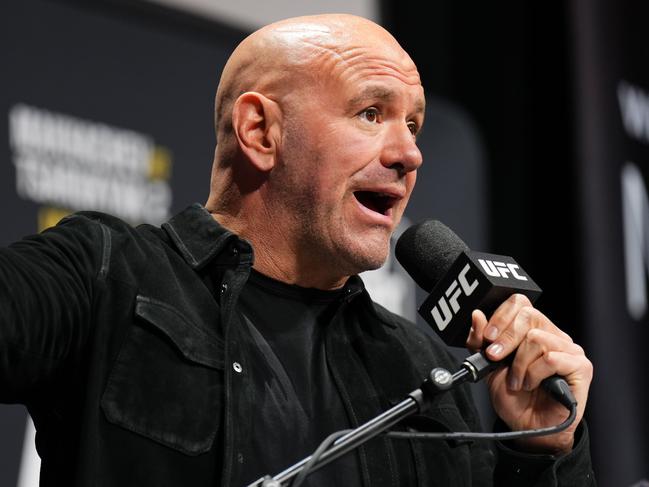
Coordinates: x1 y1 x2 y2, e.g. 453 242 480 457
353 191 398 216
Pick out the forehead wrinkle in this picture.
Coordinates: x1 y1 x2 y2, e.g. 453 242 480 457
333 47 422 87
342 63 421 86
293 39 421 83
296 38 350 68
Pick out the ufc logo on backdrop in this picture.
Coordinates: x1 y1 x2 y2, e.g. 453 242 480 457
478 259 528 281
431 264 479 331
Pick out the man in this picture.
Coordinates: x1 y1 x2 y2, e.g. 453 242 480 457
0 13 593 486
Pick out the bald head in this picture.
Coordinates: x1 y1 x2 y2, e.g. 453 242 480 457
214 14 416 146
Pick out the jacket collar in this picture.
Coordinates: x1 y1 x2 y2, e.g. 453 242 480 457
161 204 393 330
162 203 250 270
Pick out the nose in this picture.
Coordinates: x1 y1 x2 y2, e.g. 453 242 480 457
380 122 423 175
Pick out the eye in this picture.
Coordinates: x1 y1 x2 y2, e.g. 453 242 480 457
407 121 419 137
359 107 380 123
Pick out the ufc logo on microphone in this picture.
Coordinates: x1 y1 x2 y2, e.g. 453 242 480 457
478 259 528 281
431 264 479 331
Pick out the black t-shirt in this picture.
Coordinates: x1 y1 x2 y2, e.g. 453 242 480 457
237 269 363 487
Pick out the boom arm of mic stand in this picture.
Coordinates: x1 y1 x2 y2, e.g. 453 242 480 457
247 365 471 487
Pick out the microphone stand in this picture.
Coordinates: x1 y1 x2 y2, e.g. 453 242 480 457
247 352 496 487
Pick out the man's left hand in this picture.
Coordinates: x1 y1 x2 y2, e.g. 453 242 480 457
467 293 593 454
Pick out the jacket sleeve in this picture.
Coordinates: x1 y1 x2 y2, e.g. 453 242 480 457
0 214 106 403
494 420 596 486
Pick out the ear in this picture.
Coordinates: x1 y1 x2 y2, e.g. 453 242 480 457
231 92 281 172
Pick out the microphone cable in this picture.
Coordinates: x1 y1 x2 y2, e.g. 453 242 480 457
289 377 578 487
385 401 577 441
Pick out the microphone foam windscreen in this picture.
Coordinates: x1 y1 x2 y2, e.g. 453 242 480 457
395 220 469 292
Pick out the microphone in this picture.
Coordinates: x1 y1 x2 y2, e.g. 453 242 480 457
395 220 542 347
395 220 575 409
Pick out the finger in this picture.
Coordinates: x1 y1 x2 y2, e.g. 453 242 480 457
506 328 546 391
467 309 488 351
486 303 571 361
486 304 542 360
523 349 591 393
507 329 581 391
483 293 532 343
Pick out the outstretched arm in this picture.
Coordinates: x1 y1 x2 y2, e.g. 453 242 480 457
0 215 105 402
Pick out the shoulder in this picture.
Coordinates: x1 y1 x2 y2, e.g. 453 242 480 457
59 210 131 228
58 211 155 237
57 210 168 246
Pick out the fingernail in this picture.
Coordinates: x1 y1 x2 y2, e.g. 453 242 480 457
485 326 498 341
508 375 519 391
488 342 503 357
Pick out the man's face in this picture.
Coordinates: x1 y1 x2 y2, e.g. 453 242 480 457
272 36 425 280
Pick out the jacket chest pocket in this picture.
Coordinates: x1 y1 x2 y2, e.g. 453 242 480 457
101 295 225 456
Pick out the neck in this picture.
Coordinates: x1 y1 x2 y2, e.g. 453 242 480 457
208 209 348 290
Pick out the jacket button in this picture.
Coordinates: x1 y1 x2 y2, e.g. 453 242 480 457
221 283 228 294
233 362 243 373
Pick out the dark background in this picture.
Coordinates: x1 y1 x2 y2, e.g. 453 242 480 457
384 2 649 485
1 1 648 486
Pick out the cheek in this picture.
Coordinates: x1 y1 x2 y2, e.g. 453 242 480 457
402 171 418 203
406 170 418 191
396 172 418 214
328 119 380 153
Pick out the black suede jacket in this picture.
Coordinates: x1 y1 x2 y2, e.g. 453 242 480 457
0 204 595 486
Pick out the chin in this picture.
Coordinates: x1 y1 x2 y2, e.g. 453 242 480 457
343 243 390 274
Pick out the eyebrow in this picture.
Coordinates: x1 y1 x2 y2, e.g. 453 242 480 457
349 86 395 107
348 85 426 115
